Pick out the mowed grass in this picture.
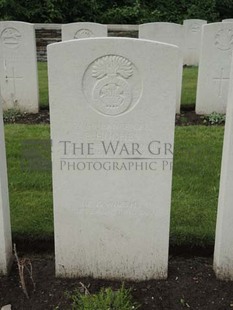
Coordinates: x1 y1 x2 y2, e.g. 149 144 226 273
4 124 224 246
171 126 223 247
5 125 53 238
38 62 198 109
6 64 216 246
38 62 49 109
181 66 198 107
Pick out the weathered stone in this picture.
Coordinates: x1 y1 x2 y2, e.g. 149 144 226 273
48 37 179 280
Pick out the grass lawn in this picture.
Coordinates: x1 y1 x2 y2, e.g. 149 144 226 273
181 66 198 107
171 126 223 247
4 124 224 247
38 62 49 109
5 125 53 238
38 62 198 109
4 64 216 247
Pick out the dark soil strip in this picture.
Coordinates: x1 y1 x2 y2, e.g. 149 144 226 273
3 110 213 126
1 256 233 310
13 236 214 257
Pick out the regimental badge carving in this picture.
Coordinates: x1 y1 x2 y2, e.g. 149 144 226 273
83 55 142 116
92 56 132 114
74 29 94 39
215 29 233 50
190 23 201 33
0 27 22 48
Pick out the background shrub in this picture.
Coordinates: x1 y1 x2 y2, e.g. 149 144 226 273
0 0 231 23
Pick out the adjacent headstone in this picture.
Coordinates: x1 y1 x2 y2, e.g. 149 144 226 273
196 23 233 114
183 19 207 66
0 21 39 113
139 22 184 51
139 22 184 113
1 305 11 310
222 19 233 23
0 95 12 275
62 22 107 41
48 37 179 280
214 54 233 280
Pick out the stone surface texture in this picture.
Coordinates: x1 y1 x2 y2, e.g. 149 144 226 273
62 22 107 41
139 22 183 113
0 96 12 275
196 22 233 114
48 37 178 280
214 53 233 280
0 21 39 113
183 19 207 66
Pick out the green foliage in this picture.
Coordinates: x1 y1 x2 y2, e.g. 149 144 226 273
101 0 161 24
203 112 226 125
0 0 231 23
3 109 22 123
0 0 112 23
216 0 233 20
184 0 219 22
68 285 140 310
144 0 186 24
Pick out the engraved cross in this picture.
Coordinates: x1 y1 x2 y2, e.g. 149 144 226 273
213 68 229 97
5 67 23 82
5 67 23 105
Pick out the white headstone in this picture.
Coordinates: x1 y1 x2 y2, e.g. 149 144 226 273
0 21 39 113
1 306 11 310
0 95 12 275
222 19 233 23
139 22 183 113
196 23 233 114
214 54 233 280
48 37 179 280
183 19 207 66
62 22 107 41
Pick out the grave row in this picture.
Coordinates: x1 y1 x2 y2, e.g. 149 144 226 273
1 34 233 281
1 20 233 115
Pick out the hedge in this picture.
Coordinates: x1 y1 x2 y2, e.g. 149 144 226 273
0 0 232 24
